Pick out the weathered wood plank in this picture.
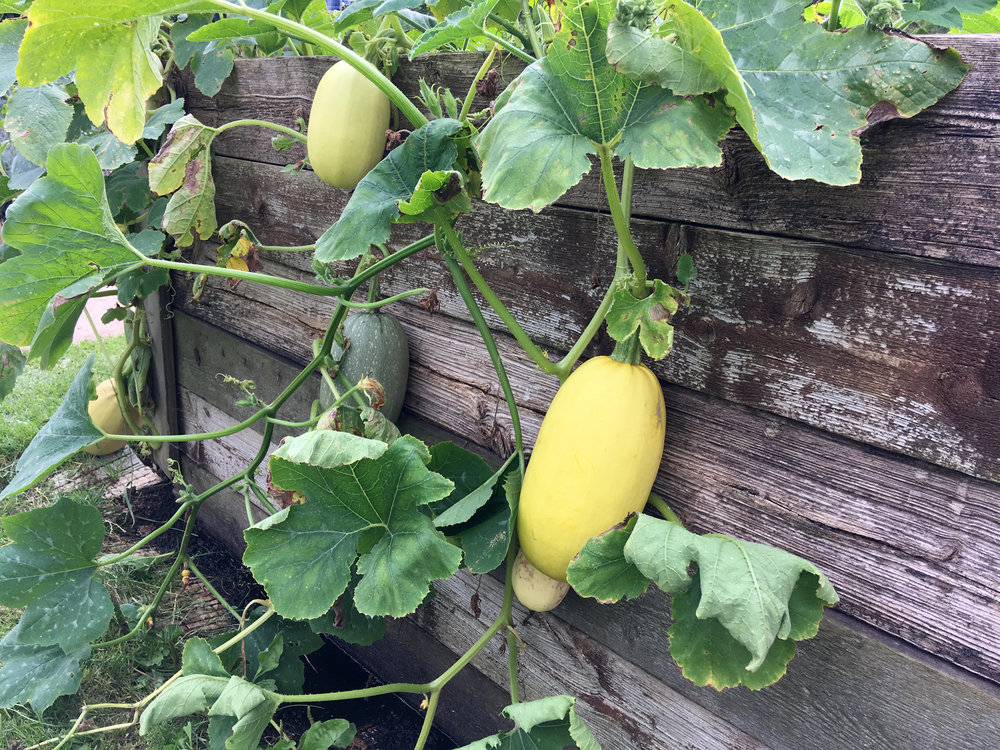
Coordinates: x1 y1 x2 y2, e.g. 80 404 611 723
169 281 1000 683
418 570 1000 750
144 288 180 472
170 313 1000 747
182 36 1000 266
190 154 1000 483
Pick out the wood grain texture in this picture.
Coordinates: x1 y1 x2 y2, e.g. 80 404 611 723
169 282 1000 683
190 154 1000 483
182 37 1000 266
169 312 1000 746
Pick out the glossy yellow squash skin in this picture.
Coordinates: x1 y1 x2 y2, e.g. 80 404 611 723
84 379 131 456
517 356 665 582
307 62 390 190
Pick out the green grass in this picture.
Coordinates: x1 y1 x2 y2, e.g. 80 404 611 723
0 337 126 471
0 336 216 750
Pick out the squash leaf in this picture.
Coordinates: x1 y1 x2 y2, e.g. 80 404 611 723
4 82 75 167
566 514 650 603
476 0 733 212
457 696 601 750
604 279 680 360
314 118 464 264
0 497 113 652
0 143 136 349
624 513 839 675
0 622 90 715
244 431 462 619
0 356 106 500
681 0 972 184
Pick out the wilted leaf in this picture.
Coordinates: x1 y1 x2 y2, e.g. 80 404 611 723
16 0 178 143
624 513 839 673
604 279 680 359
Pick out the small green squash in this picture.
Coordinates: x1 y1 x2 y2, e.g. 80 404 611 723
322 310 410 423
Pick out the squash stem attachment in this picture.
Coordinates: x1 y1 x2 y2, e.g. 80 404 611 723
439 222 560 381
460 45 500 123
597 145 646 299
206 0 429 129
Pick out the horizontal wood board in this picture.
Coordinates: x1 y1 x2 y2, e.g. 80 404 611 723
182 35 1000 266
169 309 1000 750
197 153 1000 484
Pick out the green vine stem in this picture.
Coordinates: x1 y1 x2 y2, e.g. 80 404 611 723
521 0 545 58
340 287 429 308
208 0 428 129
826 0 843 30
215 118 308 145
646 492 683 526
186 557 244 621
95 504 201 649
96 499 197 567
597 144 646 298
439 223 559 379
460 45 499 123
441 230 525 477
413 691 441 750
483 29 534 64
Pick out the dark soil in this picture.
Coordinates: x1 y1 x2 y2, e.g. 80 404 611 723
112 468 458 750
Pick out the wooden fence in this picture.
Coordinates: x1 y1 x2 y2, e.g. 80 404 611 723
151 35 1000 749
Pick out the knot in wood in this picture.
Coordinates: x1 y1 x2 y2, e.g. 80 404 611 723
784 279 817 319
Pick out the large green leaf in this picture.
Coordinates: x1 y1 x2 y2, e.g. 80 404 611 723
25 274 101 370
955 2 1000 30
0 143 136 348
624 513 838 672
4 82 74 166
457 696 601 750
605 17 721 95
308 576 387 646
476 0 732 211
0 497 112 651
244 431 461 619
313 118 464 264
668 571 817 690
0 357 105 500
14 0 198 143
77 127 138 171
691 0 972 184
140 674 230 734
0 622 90 715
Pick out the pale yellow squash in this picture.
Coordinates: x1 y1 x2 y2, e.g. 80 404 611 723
517 356 665 582
307 62 390 190
84 379 131 456
512 549 570 612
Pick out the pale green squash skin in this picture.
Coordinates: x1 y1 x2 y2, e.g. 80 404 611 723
322 311 410 423
307 61 390 190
